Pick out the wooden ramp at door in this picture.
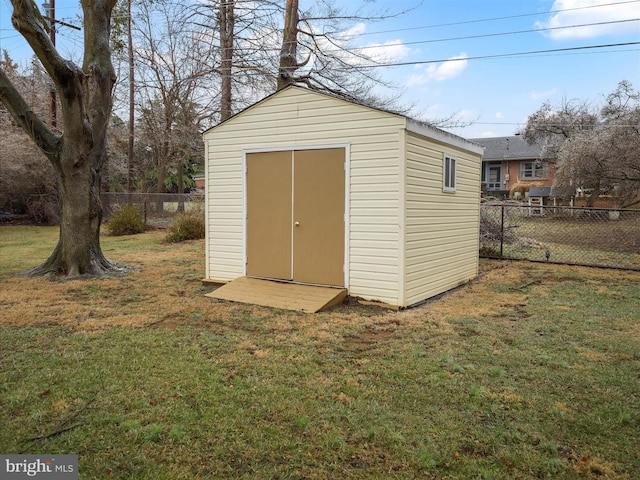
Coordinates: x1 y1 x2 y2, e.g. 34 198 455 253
206 277 347 313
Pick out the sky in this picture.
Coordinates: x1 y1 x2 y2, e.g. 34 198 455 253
1 0 639 139
0 0 84 61
334 0 640 138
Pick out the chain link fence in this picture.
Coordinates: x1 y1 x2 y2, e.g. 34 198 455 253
480 202 640 271
102 193 205 228
101 195 640 270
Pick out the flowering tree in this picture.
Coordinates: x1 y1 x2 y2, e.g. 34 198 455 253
523 81 640 207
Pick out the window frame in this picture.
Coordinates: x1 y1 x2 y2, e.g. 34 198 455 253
520 160 547 180
443 155 457 192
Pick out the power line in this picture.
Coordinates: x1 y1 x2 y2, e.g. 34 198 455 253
3 1 638 77
163 45 638 81
115 16 638 59
282 18 640 61
340 0 640 39
349 19 640 53
467 122 639 127
334 42 640 70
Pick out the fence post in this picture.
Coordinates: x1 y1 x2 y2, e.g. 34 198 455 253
500 203 505 258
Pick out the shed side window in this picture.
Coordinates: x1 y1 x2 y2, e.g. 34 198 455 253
443 155 456 192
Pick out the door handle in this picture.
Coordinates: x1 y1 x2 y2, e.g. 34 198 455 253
294 221 300 226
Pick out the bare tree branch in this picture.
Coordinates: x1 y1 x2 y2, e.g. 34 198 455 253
0 67 60 161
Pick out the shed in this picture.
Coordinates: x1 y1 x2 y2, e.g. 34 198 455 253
528 186 556 215
203 86 484 310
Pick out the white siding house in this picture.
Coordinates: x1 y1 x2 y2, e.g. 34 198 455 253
203 86 483 308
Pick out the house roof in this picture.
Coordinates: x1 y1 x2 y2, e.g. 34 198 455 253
204 85 484 155
470 135 542 161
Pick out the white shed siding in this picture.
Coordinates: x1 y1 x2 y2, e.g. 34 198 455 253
403 132 482 306
205 88 406 304
205 138 245 282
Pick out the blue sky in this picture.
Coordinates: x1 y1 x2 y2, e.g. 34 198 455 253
0 0 83 62
335 0 640 137
2 0 638 138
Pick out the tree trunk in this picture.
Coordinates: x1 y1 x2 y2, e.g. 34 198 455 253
156 151 166 214
127 0 135 193
1 0 120 277
219 0 234 121
586 184 601 207
32 146 113 276
177 156 185 212
277 0 298 90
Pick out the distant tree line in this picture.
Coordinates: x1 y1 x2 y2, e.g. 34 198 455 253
0 0 414 276
2 0 414 222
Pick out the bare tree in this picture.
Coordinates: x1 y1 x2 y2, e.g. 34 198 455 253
277 0 303 89
593 81 640 207
131 0 219 208
0 0 119 276
274 0 414 112
218 0 234 121
196 0 282 117
194 0 417 118
523 81 640 207
522 98 598 151
0 53 58 223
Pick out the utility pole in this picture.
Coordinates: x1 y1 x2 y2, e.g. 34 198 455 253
42 0 56 128
127 0 135 193
40 1 81 129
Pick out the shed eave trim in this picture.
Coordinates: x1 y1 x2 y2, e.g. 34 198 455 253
406 118 484 155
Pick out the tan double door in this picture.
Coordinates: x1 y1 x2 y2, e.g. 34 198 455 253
246 148 345 287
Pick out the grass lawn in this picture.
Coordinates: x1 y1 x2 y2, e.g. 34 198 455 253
1 226 639 479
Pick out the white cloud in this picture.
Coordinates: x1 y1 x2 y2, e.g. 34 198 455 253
337 22 367 41
405 73 429 87
495 112 504 119
360 40 411 64
328 23 411 66
405 53 468 86
536 0 639 40
426 54 469 81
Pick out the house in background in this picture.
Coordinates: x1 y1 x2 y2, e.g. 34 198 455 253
470 135 555 198
203 85 484 309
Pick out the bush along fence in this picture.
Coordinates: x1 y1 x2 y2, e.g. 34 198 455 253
101 193 204 227
480 202 640 271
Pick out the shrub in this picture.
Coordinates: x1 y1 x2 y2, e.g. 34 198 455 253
480 204 518 244
106 204 147 236
165 210 205 242
509 181 546 199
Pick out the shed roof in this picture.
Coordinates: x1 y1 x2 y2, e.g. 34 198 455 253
529 187 553 197
470 135 542 161
204 85 484 156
